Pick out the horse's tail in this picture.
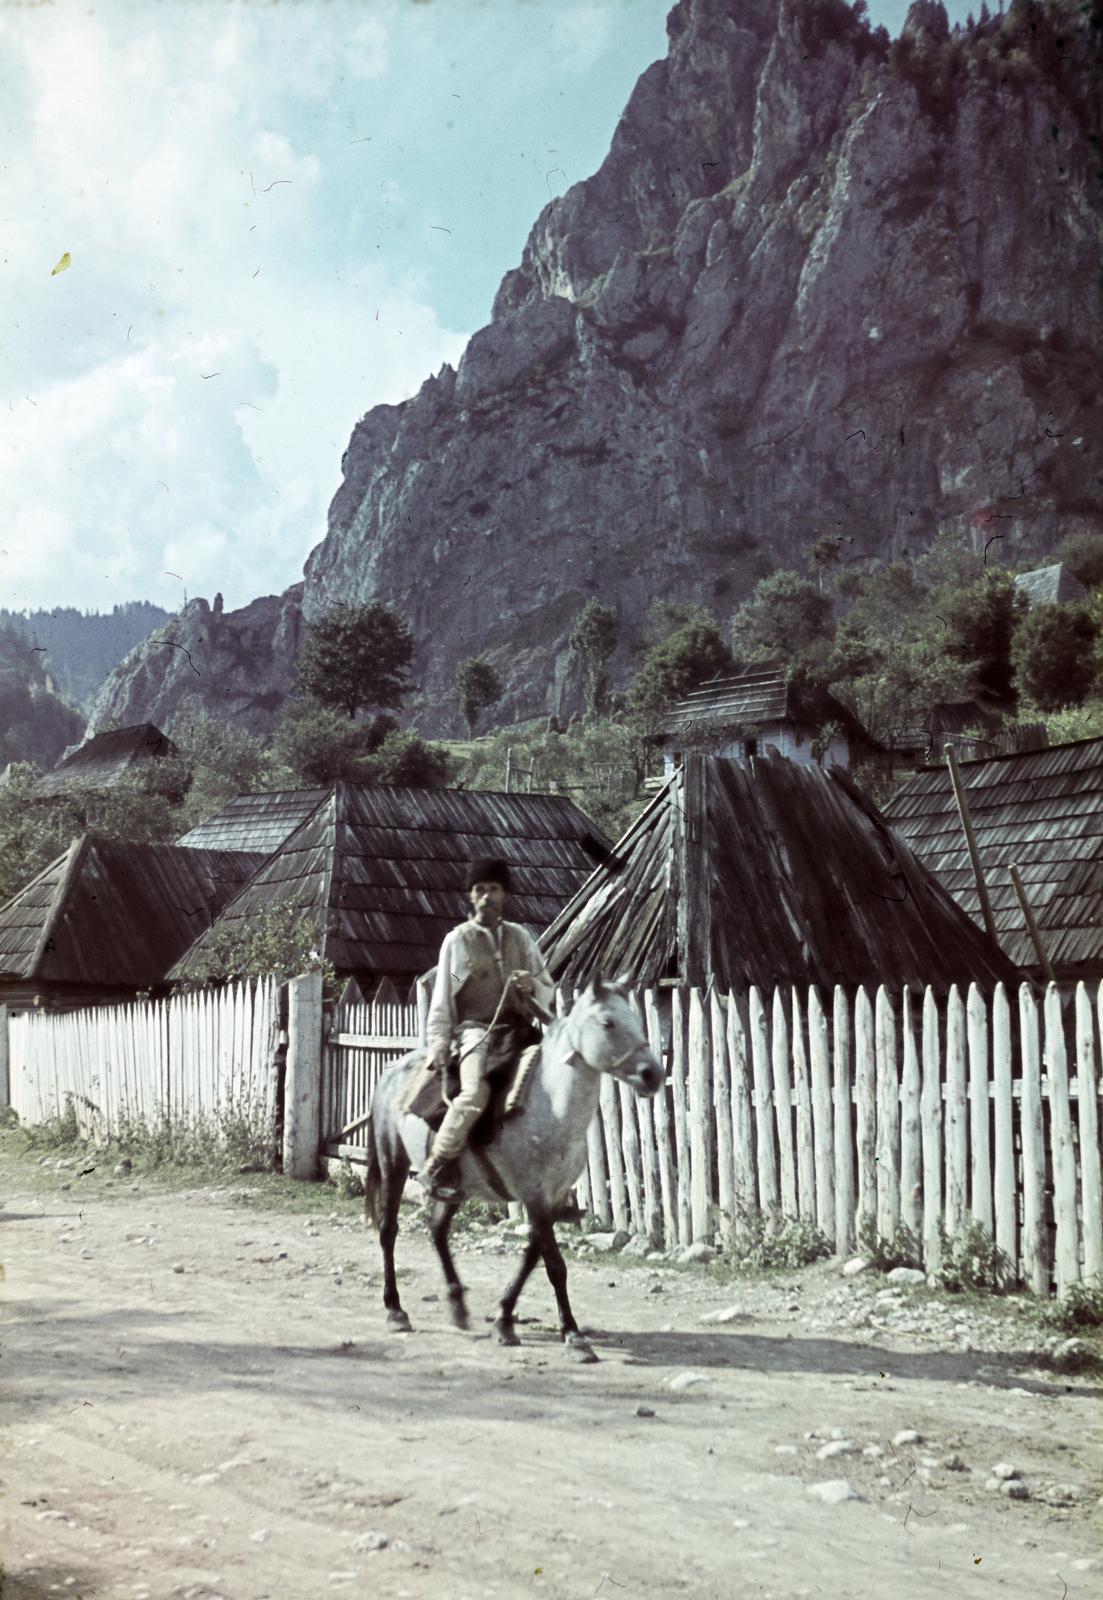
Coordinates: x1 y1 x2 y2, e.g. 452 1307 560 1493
362 1111 383 1232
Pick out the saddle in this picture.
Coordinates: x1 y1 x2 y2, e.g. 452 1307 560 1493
400 1023 541 1144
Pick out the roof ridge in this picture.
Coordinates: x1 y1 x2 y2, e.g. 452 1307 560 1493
29 834 89 974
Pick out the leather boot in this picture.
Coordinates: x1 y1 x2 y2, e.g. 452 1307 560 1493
418 1154 465 1204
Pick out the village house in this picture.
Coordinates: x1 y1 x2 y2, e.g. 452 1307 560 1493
34 723 183 810
653 662 863 778
540 751 1018 1001
885 735 1103 983
1013 562 1089 608
169 780 613 994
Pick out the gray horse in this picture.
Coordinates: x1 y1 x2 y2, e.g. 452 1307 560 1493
363 979 663 1362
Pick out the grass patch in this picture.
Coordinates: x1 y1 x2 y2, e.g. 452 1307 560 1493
1040 1278 1103 1334
930 1219 1013 1295
723 1207 833 1273
858 1217 922 1273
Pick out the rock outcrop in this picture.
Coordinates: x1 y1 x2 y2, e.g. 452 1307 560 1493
93 0 1103 737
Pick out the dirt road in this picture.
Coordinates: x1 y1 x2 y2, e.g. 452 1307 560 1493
1 1151 1099 1600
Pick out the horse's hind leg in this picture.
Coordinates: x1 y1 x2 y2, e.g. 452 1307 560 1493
427 1200 469 1330
494 1234 543 1346
534 1210 597 1364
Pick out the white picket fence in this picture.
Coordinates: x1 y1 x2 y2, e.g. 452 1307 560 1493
8 979 282 1144
323 978 1102 1296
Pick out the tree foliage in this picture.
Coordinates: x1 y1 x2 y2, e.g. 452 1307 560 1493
731 571 834 669
1050 532 1103 593
570 600 619 717
267 700 450 789
1012 602 1101 712
179 903 335 991
936 571 1026 703
455 657 503 737
629 606 734 723
293 602 414 719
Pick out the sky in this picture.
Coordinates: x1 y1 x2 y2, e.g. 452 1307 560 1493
1 0 972 619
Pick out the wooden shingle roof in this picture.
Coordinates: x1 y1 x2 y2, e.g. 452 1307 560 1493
659 665 791 738
541 753 1018 996
175 789 329 854
35 724 178 798
0 837 266 987
170 781 610 981
1013 564 1089 607
885 737 1103 973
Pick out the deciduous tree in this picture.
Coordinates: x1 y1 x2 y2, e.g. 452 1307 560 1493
294 602 414 719
570 600 619 716
455 657 503 737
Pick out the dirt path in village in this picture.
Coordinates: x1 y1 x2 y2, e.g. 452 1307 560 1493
1 1150 1100 1600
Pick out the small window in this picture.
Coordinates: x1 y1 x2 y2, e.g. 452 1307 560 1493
745 737 758 757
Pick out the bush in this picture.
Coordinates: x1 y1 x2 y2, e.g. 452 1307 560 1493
1040 1278 1103 1333
726 1206 833 1271
858 1216 922 1272
930 1218 1012 1293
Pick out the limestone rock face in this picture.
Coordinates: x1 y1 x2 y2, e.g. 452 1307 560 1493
87 587 303 736
95 0 1102 736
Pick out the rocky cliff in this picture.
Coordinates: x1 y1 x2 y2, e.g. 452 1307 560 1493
92 0 1103 737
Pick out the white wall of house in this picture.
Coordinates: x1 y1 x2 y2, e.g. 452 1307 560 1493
663 723 850 777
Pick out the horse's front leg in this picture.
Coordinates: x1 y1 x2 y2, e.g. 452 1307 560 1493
427 1199 469 1330
534 1210 597 1364
494 1233 543 1346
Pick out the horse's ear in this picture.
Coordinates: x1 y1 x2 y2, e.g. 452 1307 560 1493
613 973 633 994
589 977 606 1000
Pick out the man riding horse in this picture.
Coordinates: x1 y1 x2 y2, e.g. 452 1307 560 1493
417 857 555 1203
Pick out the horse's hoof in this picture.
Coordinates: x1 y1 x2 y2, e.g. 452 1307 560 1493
494 1317 522 1347
450 1303 470 1331
386 1310 413 1333
565 1333 598 1364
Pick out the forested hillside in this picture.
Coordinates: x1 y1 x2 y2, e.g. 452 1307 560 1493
0 602 170 712
0 627 84 772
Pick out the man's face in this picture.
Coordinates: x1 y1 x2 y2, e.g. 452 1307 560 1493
469 880 507 926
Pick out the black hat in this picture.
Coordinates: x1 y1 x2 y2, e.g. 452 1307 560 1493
466 857 513 892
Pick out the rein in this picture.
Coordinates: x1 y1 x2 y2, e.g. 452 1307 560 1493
560 1006 649 1079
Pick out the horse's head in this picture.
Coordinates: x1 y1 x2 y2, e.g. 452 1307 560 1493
567 979 664 1097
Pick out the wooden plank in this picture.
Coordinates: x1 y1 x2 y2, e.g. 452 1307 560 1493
644 989 677 1248
631 990 660 1244
854 987 876 1239
900 990 921 1242
992 983 1016 1271
967 984 993 1233
1077 983 1103 1284
1044 983 1080 1296
617 1079 646 1236
687 988 712 1241
670 989 692 1245
791 990 815 1221
585 1106 612 1225
599 1073 629 1235
944 985 967 1237
808 987 834 1245
726 993 756 1241
749 986 778 1216
1019 984 1047 1295
875 986 900 1240
920 988 942 1272
771 988 797 1217
711 991 735 1243
833 987 854 1255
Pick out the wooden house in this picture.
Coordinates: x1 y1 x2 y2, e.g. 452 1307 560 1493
0 836 266 1011
175 788 330 853
885 736 1103 982
1014 563 1089 608
169 781 611 991
541 752 1018 998
35 724 182 806
654 663 860 776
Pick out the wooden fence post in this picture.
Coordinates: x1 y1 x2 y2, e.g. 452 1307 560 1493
920 987 942 1271
600 1075 630 1234
832 987 854 1255
710 991 735 1243
1019 984 1047 1294
808 987 835 1246
644 990 677 1246
749 987 778 1218
1044 983 1081 1296
671 989 692 1245
854 987 876 1240
726 993 756 1241
791 990 815 1221
688 989 713 1241
875 987 900 1240
283 971 325 1180
967 984 993 1232
944 985 967 1236
992 984 1016 1270
900 990 921 1242
1077 983 1103 1285
771 989 797 1217
0 1003 10 1113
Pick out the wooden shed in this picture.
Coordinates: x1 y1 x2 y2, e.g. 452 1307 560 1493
169 780 611 990
175 788 330 853
654 663 862 775
885 736 1103 981
541 752 1018 997
35 723 181 803
0 836 266 1010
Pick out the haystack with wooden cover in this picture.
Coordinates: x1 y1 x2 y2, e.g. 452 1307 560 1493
169 781 611 989
541 753 1018 996
175 788 329 854
35 724 181 802
885 736 1103 981
0 837 266 1010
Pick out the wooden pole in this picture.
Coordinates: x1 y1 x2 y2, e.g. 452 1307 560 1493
1008 863 1057 983
283 971 325 1180
944 744 998 946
